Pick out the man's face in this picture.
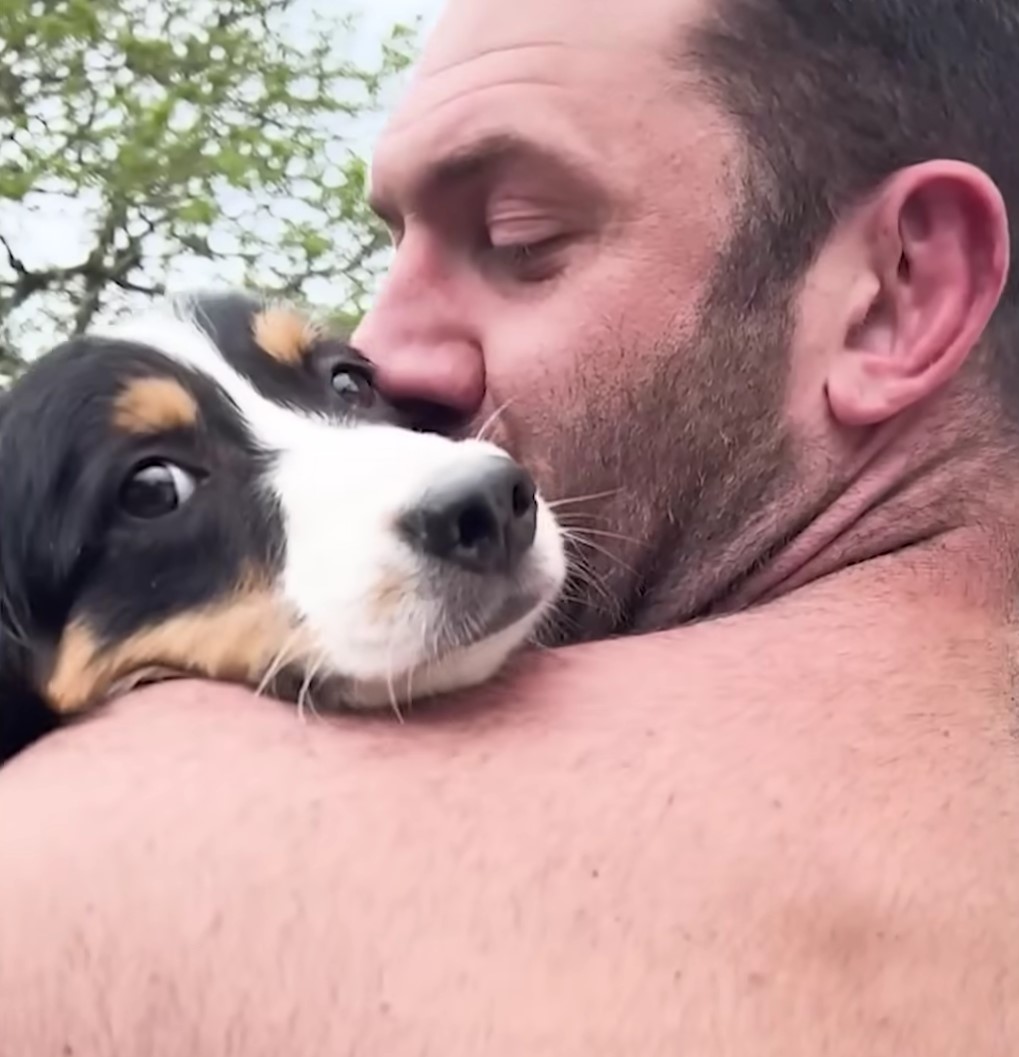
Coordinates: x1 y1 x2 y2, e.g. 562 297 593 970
355 0 798 639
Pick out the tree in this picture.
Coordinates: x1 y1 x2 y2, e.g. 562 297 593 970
0 0 415 373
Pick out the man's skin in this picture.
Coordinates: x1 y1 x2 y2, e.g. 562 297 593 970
3 0 1019 1053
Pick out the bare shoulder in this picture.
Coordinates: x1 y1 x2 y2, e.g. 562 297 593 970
2 596 1019 1056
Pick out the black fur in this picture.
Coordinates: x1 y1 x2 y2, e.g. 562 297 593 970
190 292 380 416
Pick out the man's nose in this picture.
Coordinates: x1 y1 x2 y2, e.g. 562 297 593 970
352 253 485 425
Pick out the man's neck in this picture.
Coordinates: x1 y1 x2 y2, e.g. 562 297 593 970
627 416 1019 635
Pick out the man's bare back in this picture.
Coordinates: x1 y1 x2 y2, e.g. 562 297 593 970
3 538 1018 1055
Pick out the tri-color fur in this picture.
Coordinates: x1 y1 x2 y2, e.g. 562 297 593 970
0 292 565 763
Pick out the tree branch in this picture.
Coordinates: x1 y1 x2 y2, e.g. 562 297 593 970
0 233 26 275
109 275 165 297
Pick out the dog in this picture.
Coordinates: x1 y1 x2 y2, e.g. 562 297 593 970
0 291 566 764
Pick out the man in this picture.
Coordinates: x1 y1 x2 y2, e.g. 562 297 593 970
2 0 1019 1052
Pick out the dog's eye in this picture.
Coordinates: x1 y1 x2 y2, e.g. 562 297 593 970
119 461 197 519
330 365 375 408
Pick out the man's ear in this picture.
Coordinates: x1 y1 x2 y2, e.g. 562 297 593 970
826 160 1010 427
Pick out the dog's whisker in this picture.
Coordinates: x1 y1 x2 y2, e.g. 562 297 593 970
475 398 517 443
562 531 638 576
385 628 406 724
402 614 427 705
553 512 616 525
527 600 570 649
562 526 646 546
422 609 440 669
564 584 620 620
295 649 328 723
548 489 621 509
539 603 588 643
256 627 304 699
567 569 613 610
303 652 329 721
404 664 415 711
560 552 624 620
564 543 619 594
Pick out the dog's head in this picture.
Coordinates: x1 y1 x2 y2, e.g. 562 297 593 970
0 292 566 761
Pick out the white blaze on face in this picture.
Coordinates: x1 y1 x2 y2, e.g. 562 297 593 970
95 304 566 704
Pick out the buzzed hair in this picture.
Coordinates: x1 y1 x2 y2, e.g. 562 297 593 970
683 0 1019 419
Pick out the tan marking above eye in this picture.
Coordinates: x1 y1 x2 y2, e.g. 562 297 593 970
113 377 199 434
252 305 324 366
45 588 313 716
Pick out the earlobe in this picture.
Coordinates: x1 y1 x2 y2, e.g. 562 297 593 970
825 161 1009 429
827 275 902 426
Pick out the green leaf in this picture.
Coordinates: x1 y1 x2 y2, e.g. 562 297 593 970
0 0 419 364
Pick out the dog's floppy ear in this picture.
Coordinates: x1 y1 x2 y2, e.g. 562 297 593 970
0 670 58 766
0 563 58 768
0 574 58 764
0 388 59 766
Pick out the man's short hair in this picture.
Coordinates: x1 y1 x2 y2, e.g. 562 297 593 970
685 0 1019 419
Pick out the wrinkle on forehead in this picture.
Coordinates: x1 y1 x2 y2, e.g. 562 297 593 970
376 0 713 156
369 0 738 266
418 0 709 72
379 42 578 151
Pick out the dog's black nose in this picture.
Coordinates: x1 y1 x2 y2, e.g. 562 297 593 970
400 456 538 574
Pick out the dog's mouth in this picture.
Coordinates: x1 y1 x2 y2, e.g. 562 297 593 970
424 579 549 658
266 442 568 712
475 588 547 639
265 573 558 714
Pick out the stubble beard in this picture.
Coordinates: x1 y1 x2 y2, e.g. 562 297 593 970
537 221 805 646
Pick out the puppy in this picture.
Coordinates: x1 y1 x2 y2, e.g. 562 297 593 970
0 292 566 763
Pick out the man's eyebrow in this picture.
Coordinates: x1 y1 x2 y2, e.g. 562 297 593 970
369 132 599 221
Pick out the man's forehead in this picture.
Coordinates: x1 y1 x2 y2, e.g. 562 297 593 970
370 0 714 214
417 0 709 71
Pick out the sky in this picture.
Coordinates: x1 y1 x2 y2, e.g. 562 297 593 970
359 0 444 66
340 0 444 151
1 0 448 356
